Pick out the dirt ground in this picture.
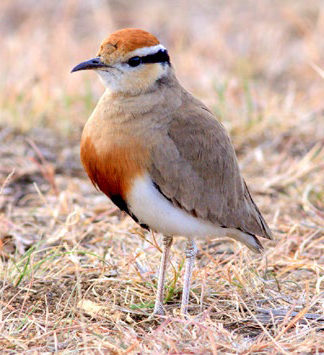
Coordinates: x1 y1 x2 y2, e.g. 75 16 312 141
1 0 323 353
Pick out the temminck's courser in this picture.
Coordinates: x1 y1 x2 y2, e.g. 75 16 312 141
71 28 272 316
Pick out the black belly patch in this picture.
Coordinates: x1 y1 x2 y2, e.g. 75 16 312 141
110 194 149 230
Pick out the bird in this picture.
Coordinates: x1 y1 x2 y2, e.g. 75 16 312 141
71 28 272 316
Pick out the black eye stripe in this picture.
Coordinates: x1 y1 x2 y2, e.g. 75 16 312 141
127 49 170 67
141 49 170 65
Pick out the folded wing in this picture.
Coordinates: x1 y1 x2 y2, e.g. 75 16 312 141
149 95 272 240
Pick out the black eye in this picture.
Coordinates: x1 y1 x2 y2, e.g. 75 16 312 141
127 56 142 67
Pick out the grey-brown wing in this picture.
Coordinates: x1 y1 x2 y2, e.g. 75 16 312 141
150 98 272 239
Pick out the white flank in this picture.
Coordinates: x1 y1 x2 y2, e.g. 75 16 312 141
127 174 261 252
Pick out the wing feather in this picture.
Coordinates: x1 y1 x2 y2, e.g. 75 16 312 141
149 94 272 240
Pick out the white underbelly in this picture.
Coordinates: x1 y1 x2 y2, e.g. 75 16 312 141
126 174 263 253
127 174 227 237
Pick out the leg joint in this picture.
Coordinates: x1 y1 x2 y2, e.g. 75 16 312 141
185 240 198 258
162 235 173 248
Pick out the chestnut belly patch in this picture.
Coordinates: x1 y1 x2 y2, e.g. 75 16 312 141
80 136 150 227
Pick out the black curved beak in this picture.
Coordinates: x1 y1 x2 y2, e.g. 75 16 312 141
71 57 108 73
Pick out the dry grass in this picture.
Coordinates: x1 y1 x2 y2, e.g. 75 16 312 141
1 0 324 353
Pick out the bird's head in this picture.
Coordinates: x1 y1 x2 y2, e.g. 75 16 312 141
71 28 171 95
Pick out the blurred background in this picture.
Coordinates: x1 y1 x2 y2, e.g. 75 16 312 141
1 1 323 352
1 0 324 287
1 0 323 134
1 0 323 208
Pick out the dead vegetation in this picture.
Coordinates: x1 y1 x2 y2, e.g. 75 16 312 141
0 0 323 353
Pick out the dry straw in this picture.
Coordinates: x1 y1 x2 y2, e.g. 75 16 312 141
0 0 323 353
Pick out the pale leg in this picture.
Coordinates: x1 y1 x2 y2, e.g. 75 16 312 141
181 238 198 315
153 235 173 315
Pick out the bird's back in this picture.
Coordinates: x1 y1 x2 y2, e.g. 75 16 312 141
149 82 272 240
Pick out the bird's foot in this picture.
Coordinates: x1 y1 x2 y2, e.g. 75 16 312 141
152 303 165 316
147 304 165 321
180 305 190 319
